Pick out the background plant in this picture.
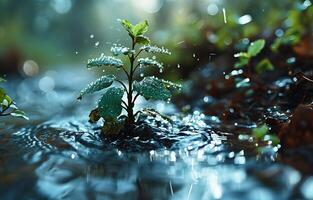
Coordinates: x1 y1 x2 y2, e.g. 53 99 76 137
0 77 27 119
78 19 181 133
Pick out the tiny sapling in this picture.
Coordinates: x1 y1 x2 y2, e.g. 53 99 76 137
78 19 181 134
0 77 27 119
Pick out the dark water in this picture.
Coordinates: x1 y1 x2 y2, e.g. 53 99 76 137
1 69 313 200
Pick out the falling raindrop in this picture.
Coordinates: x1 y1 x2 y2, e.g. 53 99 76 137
90 34 94 39
177 64 181 69
222 8 227 23
75 51 78 55
159 68 163 73
95 41 100 47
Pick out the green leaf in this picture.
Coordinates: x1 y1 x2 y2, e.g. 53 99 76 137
252 124 269 139
132 20 149 36
135 36 150 45
234 57 249 68
140 45 171 55
248 39 265 57
234 52 250 58
78 75 115 100
87 55 123 68
255 59 274 74
138 58 163 70
134 76 172 101
98 87 124 120
119 19 134 37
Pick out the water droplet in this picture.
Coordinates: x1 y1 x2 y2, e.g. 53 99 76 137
177 64 181 69
152 55 156 59
238 14 252 25
207 4 219 15
140 73 144 77
95 41 100 47
222 8 227 23
90 34 94 38
159 68 163 73
192 53 196 58
75 51 78 55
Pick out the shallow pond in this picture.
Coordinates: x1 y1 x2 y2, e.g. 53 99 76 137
1 69 313 200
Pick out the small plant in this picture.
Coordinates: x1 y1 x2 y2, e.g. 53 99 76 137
235 39 273 72
232 39 274 88
78 19 181 134
0 77 27 119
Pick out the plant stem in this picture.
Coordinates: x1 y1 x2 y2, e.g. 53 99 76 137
126 38 136 126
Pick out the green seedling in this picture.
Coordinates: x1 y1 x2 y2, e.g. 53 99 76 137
0 77 27 119
78 19 181 134
235 39 273 73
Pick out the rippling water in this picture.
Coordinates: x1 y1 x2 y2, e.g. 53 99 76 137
1 69 313 200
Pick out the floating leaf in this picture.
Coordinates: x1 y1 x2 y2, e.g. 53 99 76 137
248 39 265 57
134 76 172 101
78 75 115 100
98 87 124 120
110 44 131 56
138 57 163 70
140 45 171 55
135 36 150 45
87 55 123 68
132 20 149 36
255 59 274 74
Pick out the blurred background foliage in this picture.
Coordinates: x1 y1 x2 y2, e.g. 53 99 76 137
0 0 312 80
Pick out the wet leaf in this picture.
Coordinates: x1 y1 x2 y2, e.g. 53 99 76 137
140 45 171 55
134 76 172 101
10 109 28 120
78 75 115 100
135 36 150 45
132 20 149 36
138 57 163 70
87 55 123 68
110 44 131 56
119 19 134 37
248 39 265 57
255 59 274 74
98 87 124 120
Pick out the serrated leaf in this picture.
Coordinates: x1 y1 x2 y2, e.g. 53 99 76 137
110 44 131 56
132 20 149 36
134 76 172 101
140 45 171 55
248 39 265 57
87 55 123 68
119 19 134 37
98 87 124 120
255 59 274 74
135 36 150 45
78 75 115 99
138 57 163 70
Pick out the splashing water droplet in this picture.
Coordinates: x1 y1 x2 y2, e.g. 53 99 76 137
193 53 196 58
159 68 163 73
90 34 94 39
177 64 181 69
95 41 100 47
75 51 78 55
140 73 144 77
222 8 227 23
